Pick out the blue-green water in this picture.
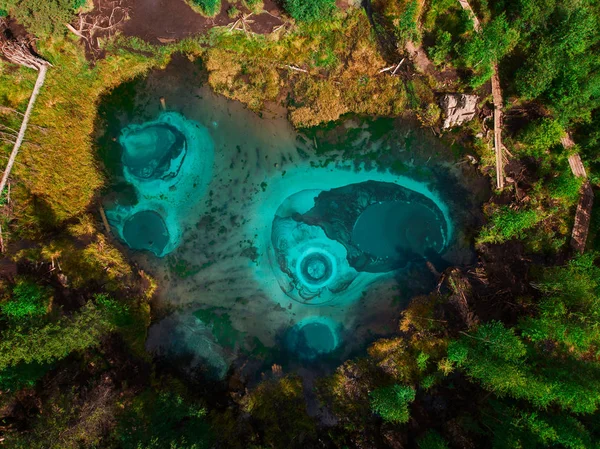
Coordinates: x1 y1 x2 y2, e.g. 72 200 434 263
122 210 170 254
352 200 445 262
98 57 484 379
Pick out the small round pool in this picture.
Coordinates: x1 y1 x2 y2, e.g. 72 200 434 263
122 210 170 256
286 318 339 359
121 124 184 179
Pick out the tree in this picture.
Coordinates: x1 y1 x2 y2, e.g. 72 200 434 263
116 390 212 449
448 321 600 413
460 14 518 87
519 253 600 356
418 430 449 449
241 375 317 448
0 299 121 370
518 118 565 157
430 30 452 66
513 2 600 122
370 384 416 424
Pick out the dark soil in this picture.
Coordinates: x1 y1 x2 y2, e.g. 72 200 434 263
118 0 284 43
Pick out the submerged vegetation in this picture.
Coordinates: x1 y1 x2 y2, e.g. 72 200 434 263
0 0 599 447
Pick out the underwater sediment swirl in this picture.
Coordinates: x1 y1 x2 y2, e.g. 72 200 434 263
106 112 214 256
269 180 450 306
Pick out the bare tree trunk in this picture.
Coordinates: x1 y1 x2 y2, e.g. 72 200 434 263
0 64 47 198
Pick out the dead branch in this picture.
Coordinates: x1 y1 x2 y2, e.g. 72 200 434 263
66 0 130 55
0 106 24 117
286 64 308 73
0 25 50 198
378 65 396 73
391 58 405 76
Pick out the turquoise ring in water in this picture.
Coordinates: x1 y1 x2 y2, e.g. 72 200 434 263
295 247 337 289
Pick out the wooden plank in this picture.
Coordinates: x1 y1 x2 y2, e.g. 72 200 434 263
568 153 587 178
571 181 594 254
491 69 504 189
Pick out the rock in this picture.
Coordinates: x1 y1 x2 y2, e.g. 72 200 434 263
440 94 478 129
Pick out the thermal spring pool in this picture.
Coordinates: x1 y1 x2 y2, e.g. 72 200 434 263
97 57 486 380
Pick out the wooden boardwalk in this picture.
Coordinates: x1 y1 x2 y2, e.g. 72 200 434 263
572 181 594 254
456 0 504 189
491 70 504 189
562 134 594 253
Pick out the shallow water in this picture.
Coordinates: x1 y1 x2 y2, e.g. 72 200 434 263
97 56 486 380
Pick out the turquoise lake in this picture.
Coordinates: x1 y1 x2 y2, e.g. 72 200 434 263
97 56 487 379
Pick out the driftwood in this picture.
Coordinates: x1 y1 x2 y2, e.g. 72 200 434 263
0 23 50 199
65 0 129 54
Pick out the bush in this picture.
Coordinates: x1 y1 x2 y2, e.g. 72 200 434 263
418 430 449 449
370 384 416 423
395 0 420 44
477 206 547 244
0 301 118 370
519 118 565 157
1 279 51 323
116 390 211 449
4 0 76 36
191 0 221 16
430 30 452 66
284 0 336 23
547 169 583 204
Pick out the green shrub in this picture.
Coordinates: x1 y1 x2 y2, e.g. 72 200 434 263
284 0 336 23
116 390 211 449
191 0 221 16
4 0 76 36
430 30 452 66
395 0 420 44
0 301 117 370
547 169 583 204
227 5 240 18
418 430 449 449
243 0 261 9
477 207 547 244
519 118 565 157
370 384 416 423
1 279 51 323
0 362 51 391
